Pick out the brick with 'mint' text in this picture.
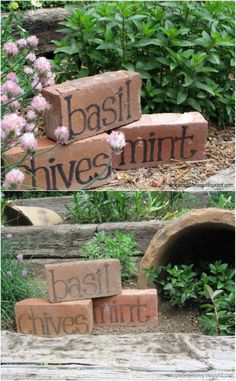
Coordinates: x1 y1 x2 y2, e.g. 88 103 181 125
112 112 208 169
42 70 142 142
93 289 158 326
4 133 111 190
45 259 122 303
15 298 93 337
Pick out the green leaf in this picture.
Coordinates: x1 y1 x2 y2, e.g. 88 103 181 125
186 98 202 112
195 82 215 96
208 54 220 65
195 67 218 73
135 38 165 47
177 88 188 105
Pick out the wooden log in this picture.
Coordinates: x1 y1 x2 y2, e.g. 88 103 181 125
1 330 235 381
3 8 70 55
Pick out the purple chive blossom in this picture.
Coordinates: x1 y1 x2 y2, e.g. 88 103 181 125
21 270 28 277
16 253 23 261
6 271 13 276
106 131 126 153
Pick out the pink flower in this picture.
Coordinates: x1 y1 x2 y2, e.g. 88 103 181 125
19 132 38 154
3 42 19 56
25 123 37 134
16 253 23 261
6 271 13 277
106 131 126 153
1 94 8 105
26 109 37 121
1 113 26 139
31 76 43 92
30 94 50 114
6 72 19 83
25 53 36 63
24 66 34 75
1 80 24 98
3 169 25 190
34 57 51 77
7 100 21 112
27 35 39 48
55 126 69 145
21 270 28 277
16 38 27 48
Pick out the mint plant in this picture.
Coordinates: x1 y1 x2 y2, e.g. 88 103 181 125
54 1 235 127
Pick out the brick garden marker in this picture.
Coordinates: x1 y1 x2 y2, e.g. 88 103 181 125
112 112 208 169
93 289 158 327
4 133 112 190
15 298 93 337
45 259 122 303
42 70 142 143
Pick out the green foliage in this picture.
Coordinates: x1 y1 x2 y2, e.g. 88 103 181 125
145 261 235 335
53 1 234 127
81 231 139 281
66 191 196 223
208 192 235 209
1 238 42 329
1 1 68 12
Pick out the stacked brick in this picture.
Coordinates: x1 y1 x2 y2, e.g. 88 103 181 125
4 70 208 190
15 259 158 337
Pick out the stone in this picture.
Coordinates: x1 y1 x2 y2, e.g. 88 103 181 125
15 298 93 337
45 259 122 303
185 165 235 191
138 208 235 289
42 70 142 142
112 112 208 169
3 133 111 190
93 289 158 326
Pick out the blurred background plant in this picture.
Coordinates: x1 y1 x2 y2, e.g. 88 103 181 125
1 237 44 330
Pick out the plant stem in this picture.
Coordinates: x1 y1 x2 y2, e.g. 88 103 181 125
81 157 112 190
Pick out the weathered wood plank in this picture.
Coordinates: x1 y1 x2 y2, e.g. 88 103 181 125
2 221 164 259
1 365 234 381
1 331 234 381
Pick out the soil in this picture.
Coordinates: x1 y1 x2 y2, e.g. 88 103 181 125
99 125 235 190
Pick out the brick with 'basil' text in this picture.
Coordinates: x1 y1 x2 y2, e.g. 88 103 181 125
42 70 142 143
15 298 93 337
45 259 122 303
112 112 208 169
4 133 111 190
93 289 158 327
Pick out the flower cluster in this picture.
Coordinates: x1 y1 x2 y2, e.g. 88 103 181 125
1 33 56 190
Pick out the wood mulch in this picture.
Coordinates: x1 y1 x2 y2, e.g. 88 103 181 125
101 125 235 190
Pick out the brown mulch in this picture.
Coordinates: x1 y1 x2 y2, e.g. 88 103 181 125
100 125 235 190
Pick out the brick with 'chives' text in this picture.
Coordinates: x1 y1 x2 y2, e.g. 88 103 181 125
15 298 93 337
4 133 111 190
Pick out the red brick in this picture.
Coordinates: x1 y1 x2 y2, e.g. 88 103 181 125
45 259 122 303
42 70 142 142
15 298 93 337
4 133 111 190
93 289 158 327
112 112 208 169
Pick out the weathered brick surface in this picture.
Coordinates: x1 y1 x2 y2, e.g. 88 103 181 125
112 112 208 169
42 70 142 142
45 259 122 303
4 133 111 190
93 289 158 326
15 298 93 337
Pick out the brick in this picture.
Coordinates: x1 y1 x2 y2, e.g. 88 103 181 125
42 70 142 142
4 133 111 190
93 289 158 327
112 112 208 169
45 259 122 303
15 298 93 337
